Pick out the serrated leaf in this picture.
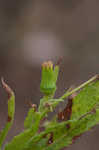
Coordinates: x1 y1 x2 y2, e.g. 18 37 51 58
43 80 99 150
71 80 99 119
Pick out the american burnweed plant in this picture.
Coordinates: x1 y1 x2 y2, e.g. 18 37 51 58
0 61 99 150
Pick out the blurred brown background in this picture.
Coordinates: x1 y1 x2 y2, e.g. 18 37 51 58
0 0 99 149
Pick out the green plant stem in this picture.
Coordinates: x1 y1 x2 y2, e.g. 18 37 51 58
60 75 98 100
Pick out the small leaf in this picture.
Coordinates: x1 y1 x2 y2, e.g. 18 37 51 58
24 105 37 129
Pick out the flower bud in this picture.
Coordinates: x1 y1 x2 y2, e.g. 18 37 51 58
40 61 59 95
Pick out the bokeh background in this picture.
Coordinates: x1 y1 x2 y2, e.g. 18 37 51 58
0 0 99 149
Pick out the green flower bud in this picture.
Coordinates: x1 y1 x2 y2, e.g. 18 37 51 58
40 61 59 95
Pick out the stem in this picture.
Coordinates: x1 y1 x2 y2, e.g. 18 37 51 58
60 75 98 100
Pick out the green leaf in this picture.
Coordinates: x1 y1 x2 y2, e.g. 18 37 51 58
24 108 38 129
71 80 99 119
22 120 75 150
0 79 15 149
4 112 41 150
24 135 49 150
43 80 99 150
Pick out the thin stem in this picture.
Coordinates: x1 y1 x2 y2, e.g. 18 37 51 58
60 75 98 100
